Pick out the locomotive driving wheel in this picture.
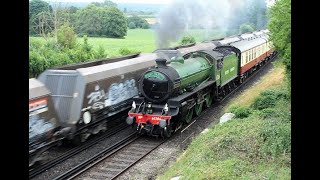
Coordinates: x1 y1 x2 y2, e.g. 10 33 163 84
194 102 203 116
185 107 194 124
204 93 213 108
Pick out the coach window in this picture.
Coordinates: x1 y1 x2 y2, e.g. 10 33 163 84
242 55 245 65
255 48 257 58
246 52 249 63
253 49 255 59
252 49 254 60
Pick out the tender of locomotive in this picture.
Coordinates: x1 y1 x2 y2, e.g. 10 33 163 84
126 30 276 137
29 78 69 167
37 53 159 143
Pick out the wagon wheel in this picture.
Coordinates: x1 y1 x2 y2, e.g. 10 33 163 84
204 93 213 108
184 107 194 124
194 102 203 116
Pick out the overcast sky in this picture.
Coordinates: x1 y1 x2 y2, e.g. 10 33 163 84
46 0 173 4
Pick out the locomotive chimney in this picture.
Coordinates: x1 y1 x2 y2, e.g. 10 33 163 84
155 59 167 67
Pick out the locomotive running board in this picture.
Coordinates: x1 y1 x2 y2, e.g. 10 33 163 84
168 80 215 107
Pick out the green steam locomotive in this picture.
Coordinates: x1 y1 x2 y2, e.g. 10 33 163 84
126 30 276 137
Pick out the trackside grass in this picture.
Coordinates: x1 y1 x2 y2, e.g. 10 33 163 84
157 62 291 180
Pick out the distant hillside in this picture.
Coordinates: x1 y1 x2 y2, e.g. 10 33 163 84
49 2 165 13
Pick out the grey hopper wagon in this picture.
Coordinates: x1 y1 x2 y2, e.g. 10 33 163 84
29 78 67 167
38 53 158 142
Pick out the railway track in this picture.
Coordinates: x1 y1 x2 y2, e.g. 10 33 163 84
53 133 165 180
29 123 129 179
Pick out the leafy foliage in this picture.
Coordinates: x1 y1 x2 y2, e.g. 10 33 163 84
29 34 111 78
90 0 117 7
251 88 289 110
76 5 127 38
57 23 77 48
127 15 150 29
119 48 131 55
29 0 52 36
259 97 291 157
29 0 51 20
158 81 291 180
141 22 150 29
239 23 255 33
118 48 138 55
179 35 196 45
29 1 127 38
104 7 127 38
267 0 291 84
230 106 252 119
76 5 106 36
128 22 136 29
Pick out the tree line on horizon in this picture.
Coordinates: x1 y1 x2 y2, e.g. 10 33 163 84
29 0 151 38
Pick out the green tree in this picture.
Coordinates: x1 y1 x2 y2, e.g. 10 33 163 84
76 5 127 38
127 15 149 29
57 23 77 49
267 0 291 78
104 7 127 38
240 23 255 33
91 0 117 7
141 22 150 29
180 35 196 45
29 0 52 35
68 6 79 14
128 22 136 29
29 0 52 20
76 5 105 36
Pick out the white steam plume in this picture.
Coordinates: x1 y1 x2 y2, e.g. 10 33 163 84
155 0 250 48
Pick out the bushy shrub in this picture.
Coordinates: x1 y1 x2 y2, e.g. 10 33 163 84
258 108 276 119
82 35 93 53
260 118 291 157
119 48 132 55
180 35 196 45
128 22 136 29
141 22 149 29
57 23 77 49
229 106 252 119
239 23 255 34
257 87 291 158
95 45 107 58
251 88 289 110
29 50 47 78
